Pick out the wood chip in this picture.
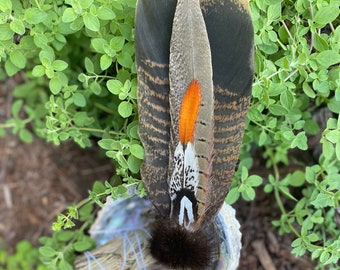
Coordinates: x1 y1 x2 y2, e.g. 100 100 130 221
267 230 280 254
252 239 276 270
3 185 13 208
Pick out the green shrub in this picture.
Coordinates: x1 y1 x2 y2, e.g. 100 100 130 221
227 0 340 268
0 0 339 269
0 240 47 270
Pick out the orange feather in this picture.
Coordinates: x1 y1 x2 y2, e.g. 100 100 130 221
179 79 202 144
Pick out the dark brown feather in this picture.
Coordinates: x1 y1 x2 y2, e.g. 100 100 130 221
135 0 177 216
199 0 254 223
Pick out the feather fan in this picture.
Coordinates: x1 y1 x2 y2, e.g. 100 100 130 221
135 0 254 268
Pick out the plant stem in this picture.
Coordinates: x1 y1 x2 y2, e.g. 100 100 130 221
34 0 41 9
78 127 125 136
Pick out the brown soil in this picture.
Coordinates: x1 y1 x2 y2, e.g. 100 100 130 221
0 76 315 269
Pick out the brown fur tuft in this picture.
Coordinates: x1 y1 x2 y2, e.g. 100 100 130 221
149 219 214 269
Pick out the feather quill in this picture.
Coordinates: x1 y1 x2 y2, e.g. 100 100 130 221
169 0 214 224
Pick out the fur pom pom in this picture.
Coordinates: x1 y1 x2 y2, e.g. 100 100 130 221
149 219 214 269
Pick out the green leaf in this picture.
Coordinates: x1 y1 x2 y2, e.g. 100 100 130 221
316 50 340 67
49 77 62 94
32 65 45 77
305 167 315 183
247 106 264 122
314 5 339 26
244 186 256 200
283 130 295 141
74 112 93 126
0 0 12 11
10 19 25 35
246 175 262 187
5 59 20 76
264 183 273 193
97 6 116 20
127 121 139 139
110 36 125 52
117 52 133 68
107 79 123 95
62 8 78 22
39 247 57 258
241 166 248 181
11 100 23 117
264 0 282 4
302 82 316 98
100 54 112 70
328 98 340 114
267 3 281 21
280 90 294 110
130 144 144 159
45 68 54 79
53 60 68 71
83 12 100 31
39 49 55 66
292 244 306 257
313 34 328 52
73 239 93 252
79 0 94 9
24 8 47 24
84 57 94 73
116 185 128 196
116 152 129 168
304 119 319 135
118 101 132 118
33 33 48 48
59 132 70 141
289 171 305 187
325 130 340 144
64 219 75 229
127 155 142 173
225 187 240 204
90 81 101 95
91 38 107 53
58 260 73 270
319 251 330 264
56 231 74 242
119 23 133 41
0 24 14 40
335 143 340 161
311 193 334 208
311 249 323 260
79 203 94 221
9 50 26 69
259 130 267 146
268 104 288 116
70 17 84 31
322 140 334 159
73 93 86 107
98 139 114 150
291 132 308 150
92 181 106 193
19 128 33 143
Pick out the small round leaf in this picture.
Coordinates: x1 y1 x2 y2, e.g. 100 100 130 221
118 101 132 118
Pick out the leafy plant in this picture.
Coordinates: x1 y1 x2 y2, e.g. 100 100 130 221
0 239 47 270
0 0 144 268
227 0 340 268
39 201 95 269
0 0 339 269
